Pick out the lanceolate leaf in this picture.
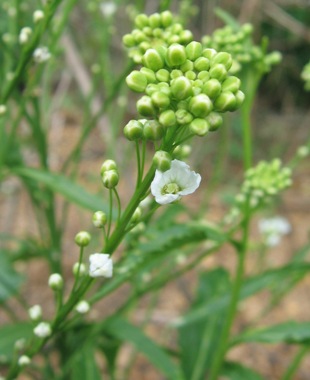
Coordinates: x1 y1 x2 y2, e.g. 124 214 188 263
11 167 108 212
0 251 24 302
69 344 102 380
221 361 264 380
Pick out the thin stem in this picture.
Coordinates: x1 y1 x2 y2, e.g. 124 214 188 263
135 141 142 189
281 345 310 380
71 247 84 293
113 188 122 225
107 189 114 239
208 202 251 380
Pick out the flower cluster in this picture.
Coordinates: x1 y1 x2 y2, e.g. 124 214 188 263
202 23 281 74
301 61 310 91
258 216 291 247
123 11 193 64
126 40 244 140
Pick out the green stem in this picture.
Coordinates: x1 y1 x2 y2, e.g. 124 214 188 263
135 141 142 189
241 103 252 170
107 189 114 239
113 188 122 225
71 247 84 293
281 345 310 380
208 204 250 380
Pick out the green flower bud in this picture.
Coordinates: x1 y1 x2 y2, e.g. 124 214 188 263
171 76 193 100
185 71 196 80
175 109 193 124
173 144 191 159
170 69 183 79
189 94 213 117
126 71 147 92
131 207 142 224
102 169 119 188
179 30 193 44
143 49 164 71
149 13 161 28
197 71 210 82
206 112 223 131
140 67 156 83
142 26 153 36
122 34 135 47
234 90 245 108
139 41 151 52
190 118 210 136
156 69 170 82
143 120 164 140
171 23 183 33
152 28 162 38
75 231 91 247
133 31 146 44
202 48 217 60
153 150 172 171
124 120 144 141
214 92 237 112
194 57 210 71
158 82 171 97
48 273 63 291
161 10 173 27
202 79 221 98
151 91 170 108
185 41 203 61
137 96 156 116
180 59 194 72
135 14 149 29
100 159 117 175
221 76 241 93
211 52 233 70
209 64 228 82
177 100 188 110
92 211 107 228
146 84 158 96
159 110 176 127
166 44 187 67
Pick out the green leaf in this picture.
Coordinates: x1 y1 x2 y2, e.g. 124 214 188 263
233 322 310 345
173 263 310 327
69 344 102 380
102 317 183 380
0 251 24 302
0 323 33 359
222 361 264 380
11 167 108 212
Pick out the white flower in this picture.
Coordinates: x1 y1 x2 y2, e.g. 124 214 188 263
18 355 30 366
100 2 117 17
48 273 63 290
151 159 201 205
258 216 291 247
33 322 51 338
33 47 51 63
33 10 44 23
89 253 113 278
19 27 32 44
28 304 42 321
75 300 90 314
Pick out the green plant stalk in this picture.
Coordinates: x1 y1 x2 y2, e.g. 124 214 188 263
281 345 310 380
208 203 250 380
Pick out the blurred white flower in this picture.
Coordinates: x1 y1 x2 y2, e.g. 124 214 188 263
18 355 30 366
28 304 42 321
0 105 7 115
19 27 32 44
76 300 90 314
151 159 201 205
89 253 113 278
33 322 51 338
258 216 291 247
48 273 63 290
33 47 51 63
33 9 44 23
100 2 117 17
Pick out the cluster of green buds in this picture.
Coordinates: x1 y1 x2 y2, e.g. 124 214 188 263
100 159 119 189
123 11 193 64
301 61 310 91
239 159 292 208
125 40 244 141
202 23 281 74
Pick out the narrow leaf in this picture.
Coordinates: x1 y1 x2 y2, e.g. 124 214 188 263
69 344 102 380
222 361 264 380
0 323 33 359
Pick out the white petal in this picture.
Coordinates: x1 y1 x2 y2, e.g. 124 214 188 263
155 193 180 205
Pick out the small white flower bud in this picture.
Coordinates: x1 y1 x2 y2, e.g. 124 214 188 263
75 300 90 314
33 322 52 338
18 355 31 367
0 105 7 115
89 253 113 278
33 47 51 63
72 262 86 277
28 304 42 321
48 273 63 290
19 27 32 44
75 231 91 247
92 211 107 228
33 9 44 23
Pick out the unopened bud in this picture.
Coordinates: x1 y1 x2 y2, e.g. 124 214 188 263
171 76 192 100
156 69 170 82
143 120 164 140
48 273 63 290
166 44 187 67
202 48 217 60
185 41 203 61
153 150 171 171
209 64 228 82
211 52 233 70
33 9 44 23
161 10 173 27
159 110 176 127
124 120 144 140
75 231 91 247
214 91 236 112
173 145 191 159
190 118 210 136
143 49 164 71
189 94 213 118
126 71 147 92
175 109 193 125
100 159 117 175
131 207 142 223
194 57 210 71
202 79 221 98
149 13 161 28
222 76 241 93
151 91 170 108
18 355 31 367
122 33 135 47
180 59 194 72
28 305 42 321
102 170 119 188
140 67 156 83
0 105 7 115
92 211 107 228
179 30 193 44
206 112 223 131
137 96 156 116
135 14 149 28
75 300 90 314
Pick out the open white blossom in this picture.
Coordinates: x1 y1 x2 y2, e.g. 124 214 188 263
33 322 51 338
89 253 113 278
258 216 291 247
151 159 201 205
33 47 51 63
